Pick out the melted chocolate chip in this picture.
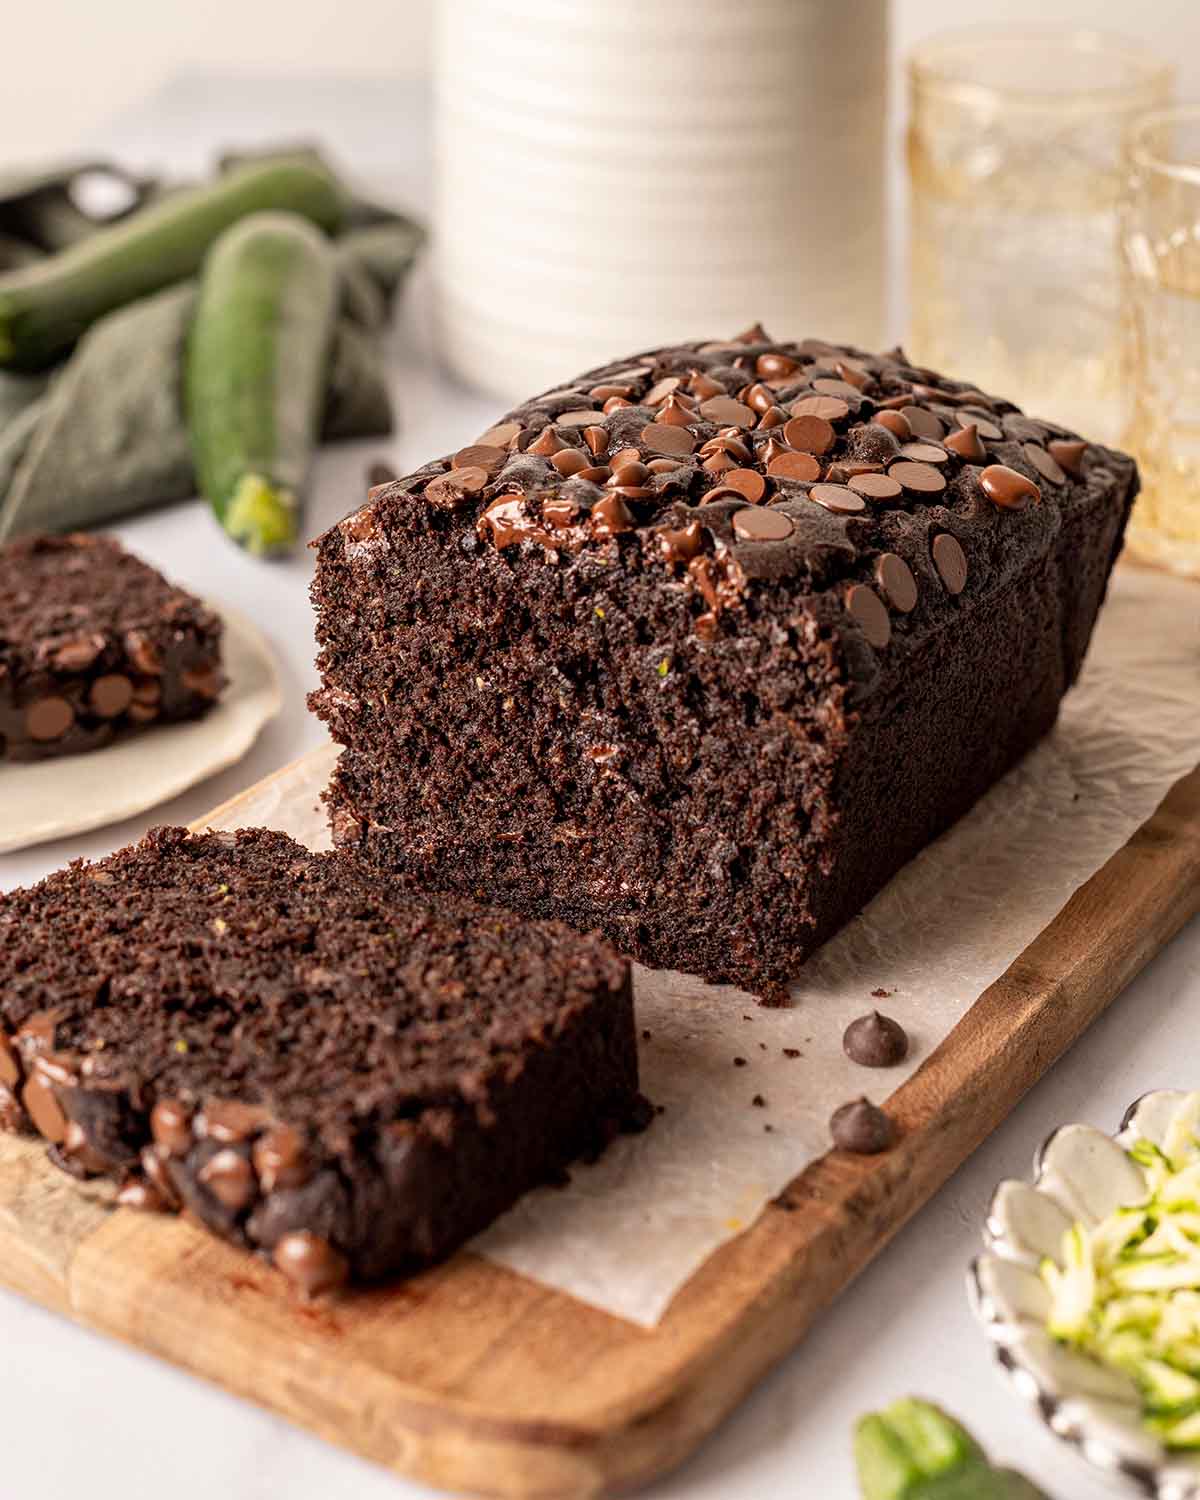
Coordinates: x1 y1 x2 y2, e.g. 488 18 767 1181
273 1230 349 1299
980 464 1040 511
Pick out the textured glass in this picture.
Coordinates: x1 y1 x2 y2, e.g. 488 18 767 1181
1122 108 1200 577
908 30 1172 446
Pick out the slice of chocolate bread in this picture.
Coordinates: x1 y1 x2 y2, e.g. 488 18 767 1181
0 826 638 1295
310 330 1137 1001
0 532 223 762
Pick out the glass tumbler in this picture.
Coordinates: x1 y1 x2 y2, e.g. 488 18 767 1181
1122 107 1200 577
908 29 1172 444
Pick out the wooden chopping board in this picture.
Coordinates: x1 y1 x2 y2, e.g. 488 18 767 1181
0 755 1197 1498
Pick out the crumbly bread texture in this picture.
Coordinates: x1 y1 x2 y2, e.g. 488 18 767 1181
0 532 223 761
0 826 638 1295
310 329 1137 1000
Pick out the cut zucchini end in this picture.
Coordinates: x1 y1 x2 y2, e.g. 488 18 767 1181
224 474 299 556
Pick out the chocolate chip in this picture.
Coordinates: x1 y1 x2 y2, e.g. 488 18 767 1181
980 464 1040 511
588 382 634 402
609 448 643 472
943 423 986 462
452 444 508 476
700 433 753 464
180 665 223 701
643 376 682 406
898 442 948 465
740 382 776 415
51 634 105 672
89 674 133 718
21 1073 66 1143
656 521 704 564
528 428 564 458
476 420 523 449
766 451 821 482
641 423 696 458
576 465 611 484
582 426 610 458
116 1177 170 1213
755 352 799 380
199 1147 257 1210
790 394 850 424
197 1098 271 1143
721 468 767 504
607 459 650 488
902 405 944 440
253 1124 311 1192
733 322 771 344
0 1036 19 1088
809 483 867 515
843 1011 909 1067
757 404 789 431
1023 443 1067 485
140 1144 182 1211
273 1230 349 1299
836 360 871 391
551 448 588 477
24 696 74 742
732 506 794 542
888 460 946 495
16 1010 61 1059
848 472 902 502
687 371 725 400
150 1096 193 1157
657 394 697 427
783 415 835 455
1048 438 1087 477
62 1119 112 1176
874 410 912 442
846 584 891 648
123 629 163 676
590 493 636 537
603 396 632 413
932 533 968 594
699 396 755 428
830 1097 895 1154
960 412 1003 441
875 553 918 613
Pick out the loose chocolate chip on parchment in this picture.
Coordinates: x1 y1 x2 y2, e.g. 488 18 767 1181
843 1011 909 1067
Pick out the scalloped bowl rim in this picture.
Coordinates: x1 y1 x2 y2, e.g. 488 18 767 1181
970 1090 1200 1499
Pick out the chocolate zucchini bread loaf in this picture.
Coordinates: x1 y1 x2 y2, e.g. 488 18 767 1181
0 826 638 1294
310 329 1137 999
0 533 223 760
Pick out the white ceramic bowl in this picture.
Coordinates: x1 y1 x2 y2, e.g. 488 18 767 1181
971 1091 1200 1497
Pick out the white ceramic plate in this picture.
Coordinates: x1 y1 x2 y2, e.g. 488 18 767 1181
971 1091 1200 1498
0 602 280 853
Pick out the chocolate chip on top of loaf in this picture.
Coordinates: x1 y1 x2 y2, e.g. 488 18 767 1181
0 533 224 761
0 827 639 1296
311 329 1138 999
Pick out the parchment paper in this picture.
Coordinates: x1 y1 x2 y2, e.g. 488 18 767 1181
203 568 1200 1328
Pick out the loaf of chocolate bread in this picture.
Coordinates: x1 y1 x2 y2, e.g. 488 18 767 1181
0 533 223 761
0 826 639 1294
310 330 1137 1000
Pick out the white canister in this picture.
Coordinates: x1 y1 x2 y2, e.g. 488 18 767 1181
433 0 889 401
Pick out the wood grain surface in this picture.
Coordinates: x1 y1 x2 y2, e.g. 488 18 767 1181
0 759 1197 1499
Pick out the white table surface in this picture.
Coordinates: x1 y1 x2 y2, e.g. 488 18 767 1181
1 72 1197 1500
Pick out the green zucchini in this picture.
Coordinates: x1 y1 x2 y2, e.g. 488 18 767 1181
0 160 342 369
855 1400 1052 1500
185 211 337 556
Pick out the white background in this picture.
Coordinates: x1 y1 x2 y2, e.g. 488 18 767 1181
0 6 1198 1500
4 0 1200 162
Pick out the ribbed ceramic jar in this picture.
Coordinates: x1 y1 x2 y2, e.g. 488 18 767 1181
433 0 889 400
